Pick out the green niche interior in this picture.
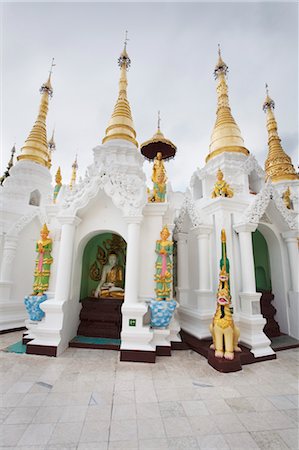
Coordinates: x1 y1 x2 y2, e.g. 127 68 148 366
80 232 127 300
252 229 272 292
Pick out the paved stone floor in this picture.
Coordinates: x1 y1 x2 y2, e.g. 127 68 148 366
0 331 298 450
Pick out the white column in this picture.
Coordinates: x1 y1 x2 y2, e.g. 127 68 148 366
54 216 81 303
124 218 142 304
234 223 257 293
282 231 299 292
194 226 213 291
233 222 274 357
0 235 18 283
121 216 154 354
0 235 18 302
175 232 189 289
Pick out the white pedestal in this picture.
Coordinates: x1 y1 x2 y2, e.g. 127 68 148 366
120 303 154 351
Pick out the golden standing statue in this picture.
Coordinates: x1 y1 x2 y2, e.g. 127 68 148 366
149 152 167 202
212 169 233 198
282 187 292 209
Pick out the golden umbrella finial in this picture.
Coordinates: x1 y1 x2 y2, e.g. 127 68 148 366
140 112 177 161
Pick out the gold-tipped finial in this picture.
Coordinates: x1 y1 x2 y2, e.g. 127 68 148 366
0 145 16 186
102 32 138 147
69 155 78 190
263 85 298 182
47 128 56 169
206 47 249 163
17 59 55 167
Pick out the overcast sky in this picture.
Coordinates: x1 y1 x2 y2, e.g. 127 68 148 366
1 2 298 191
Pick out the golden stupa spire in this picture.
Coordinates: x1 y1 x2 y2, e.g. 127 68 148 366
17 59 55 167
47 128 56 169
263 84 298 182
206 46 249 162
69 155 78 190
102 32 138 147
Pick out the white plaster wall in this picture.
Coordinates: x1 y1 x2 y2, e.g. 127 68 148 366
258 223 290 335
10 217 42 307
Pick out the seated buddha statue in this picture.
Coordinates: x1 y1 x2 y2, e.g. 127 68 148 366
211 169 233 198
94 253 124 299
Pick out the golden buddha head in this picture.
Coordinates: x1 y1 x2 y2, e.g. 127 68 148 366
40 223 49 240
217 168 224 181
161 225 170 241
156 151 163 161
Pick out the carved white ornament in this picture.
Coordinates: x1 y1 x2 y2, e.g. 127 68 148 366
174 196 202 233
245 181 297 230
8 208 47 237
61 165 146 217
242 154 265 177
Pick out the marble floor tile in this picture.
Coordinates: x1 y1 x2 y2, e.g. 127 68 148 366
113 389 135 405
237 412 270 431
212 413 246 434
112 403 136 420
181 400 210 416
79 420 110 443
167 436 199 449
196 434 229 449
108 439 138 449
0 407 14 424
246 396 277 412
58 405 88 422
17 423 55 446
251 430 289 449
139 438 169 449
85 404 112 421
4 406 39 424
19 393 48 407
162 417 193 437
0 423 27 446
159 401 186 418
224 397 256 413
137 418 166 439
223 431 259 449
267 394 298 410
259 410 297 430
277 428 299 449
109 419 138 441
32 406 63 423
155 389 180 402
47 422 83 445
203 398 233 415
188 415 221 436
77 442 108 450
136 402 161 418
136 389 158 404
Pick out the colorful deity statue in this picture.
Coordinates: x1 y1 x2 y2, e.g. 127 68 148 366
155 225 173 300
210 229 241 360
211 169 234 198
150 152 167 202
32 223 53 295
282 187 292 209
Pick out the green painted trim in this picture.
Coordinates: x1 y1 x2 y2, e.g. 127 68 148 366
252 230 272 291
72 335 121 345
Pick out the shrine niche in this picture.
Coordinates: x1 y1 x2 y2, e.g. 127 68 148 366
80 232 126 300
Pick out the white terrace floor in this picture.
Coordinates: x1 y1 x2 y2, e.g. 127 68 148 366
0 332 298 450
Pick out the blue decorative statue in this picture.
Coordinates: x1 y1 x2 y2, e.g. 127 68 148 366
24 294 47 321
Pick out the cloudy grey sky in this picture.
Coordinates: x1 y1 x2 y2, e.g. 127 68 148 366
1 1 298 191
